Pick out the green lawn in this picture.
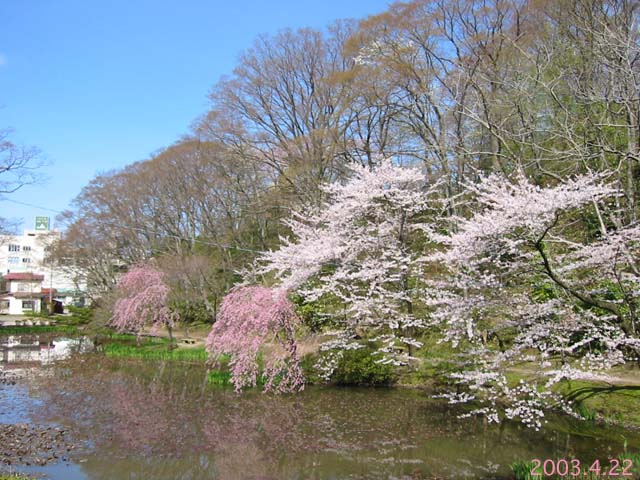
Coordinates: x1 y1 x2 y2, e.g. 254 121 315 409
103 342 208 362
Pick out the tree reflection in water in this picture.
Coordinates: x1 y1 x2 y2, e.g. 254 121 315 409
25 357 639 480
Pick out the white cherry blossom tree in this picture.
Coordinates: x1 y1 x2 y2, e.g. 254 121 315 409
258 159 438 372
426 171 640 428
254 160 639 426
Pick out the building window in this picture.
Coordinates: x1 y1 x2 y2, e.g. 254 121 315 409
21 300 35 311
8 257 19 264
0 300 8 311
8 244 20 252
22 246 31 252
22 258 31 263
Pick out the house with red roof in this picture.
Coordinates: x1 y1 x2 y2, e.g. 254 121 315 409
0 272 46 315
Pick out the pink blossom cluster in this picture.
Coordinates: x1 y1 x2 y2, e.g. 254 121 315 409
111 264 175 335
205 285 304 393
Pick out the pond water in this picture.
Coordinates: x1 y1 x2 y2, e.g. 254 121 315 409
0 334 638 480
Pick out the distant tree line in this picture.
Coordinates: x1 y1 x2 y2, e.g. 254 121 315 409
56 0 638 296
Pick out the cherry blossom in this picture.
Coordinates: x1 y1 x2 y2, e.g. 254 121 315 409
205 285 304 393
426 171 639 426
258 159 438 370
111 264 176 338
220 162 638 426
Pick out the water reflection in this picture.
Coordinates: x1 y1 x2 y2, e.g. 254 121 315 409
0 335 93 366
23 357 639 480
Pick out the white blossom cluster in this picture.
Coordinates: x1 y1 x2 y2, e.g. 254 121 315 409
260 159 437 367
258 162 638 428
425 171 639 427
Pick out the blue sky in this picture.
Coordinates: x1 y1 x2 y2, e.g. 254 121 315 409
0 0 390 230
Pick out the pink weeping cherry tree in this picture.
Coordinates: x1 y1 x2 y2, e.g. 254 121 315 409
205 285 304 393
111 264 177 344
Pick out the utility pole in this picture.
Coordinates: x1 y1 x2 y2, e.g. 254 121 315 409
49 256 53 312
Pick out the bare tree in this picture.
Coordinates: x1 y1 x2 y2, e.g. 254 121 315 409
0 128 44 194
0 128 46 231
198 23 357 208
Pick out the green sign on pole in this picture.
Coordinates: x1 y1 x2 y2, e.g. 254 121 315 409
35 216 50 231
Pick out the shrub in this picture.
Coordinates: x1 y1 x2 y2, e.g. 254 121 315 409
330 348 397 386
67 305 93 321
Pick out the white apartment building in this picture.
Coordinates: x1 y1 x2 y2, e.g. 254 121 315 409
0 218 86 312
